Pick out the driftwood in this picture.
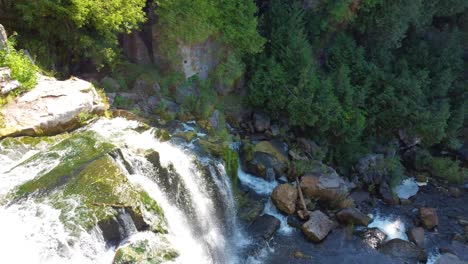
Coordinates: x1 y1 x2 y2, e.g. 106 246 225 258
296 177 309 219
92 202 130 208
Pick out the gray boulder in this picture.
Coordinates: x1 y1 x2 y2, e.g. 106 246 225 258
0 75 107 137
301 210 334 242
378 238 427 263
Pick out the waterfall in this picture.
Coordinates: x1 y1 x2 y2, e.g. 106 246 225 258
0 117 248 264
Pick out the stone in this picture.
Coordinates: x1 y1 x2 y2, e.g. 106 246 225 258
244 140 289 179
379 182 398 205
0 75 107 138
301 210 334 242
378 238 427 263
419 207 439 229
361 228 387 248
0 24 7 50
253 112 270 133
0 67 21 95
271 184 298 215
120 32 151 65
299 169 352 205
248 214 281 241
434 253 468 264
132 77 160 98
336 207 371 226
407 227 425 248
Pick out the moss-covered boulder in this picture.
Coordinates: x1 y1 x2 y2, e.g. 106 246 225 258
10 131 167 245
113 235 179 264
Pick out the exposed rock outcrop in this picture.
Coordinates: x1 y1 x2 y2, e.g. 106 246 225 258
0 75 107 138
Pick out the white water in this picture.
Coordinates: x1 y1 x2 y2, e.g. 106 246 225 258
394 177 419 199
0 117 248 264
237 166 293 234
368 214 408 241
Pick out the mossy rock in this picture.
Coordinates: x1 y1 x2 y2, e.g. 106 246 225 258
113 236 179 264
254 141 288 164
174 131 197 142
12 131 167 236
14 131 116 197
198 138 228 157
154 129 171 142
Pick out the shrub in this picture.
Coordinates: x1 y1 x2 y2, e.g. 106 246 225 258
0 38 38 91
430 157 466 184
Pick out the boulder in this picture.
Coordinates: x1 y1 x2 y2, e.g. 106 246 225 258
0 24 6 50
356 154 387 185
0 75 107 138
253 112 270 133
434 253 468 264
301 210 334 242
243 140 289 179
378 238 427 263
248 214 281 241
361 228 387 248
379 182 398 205
271 184 298 215
419 207 439 229
299 168 352 205
0 67 21 95
336 208 371 226
406 227 425 248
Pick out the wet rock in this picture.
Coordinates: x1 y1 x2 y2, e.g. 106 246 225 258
356 154 386 185
271 184 298 215
379 182 398 206
253 112 270 133
291 251 311 259
400 198 412 205
0 75 107 138
98 217 122 245
350 190 372 208
434 253 468 264
361 228 387 248
419 207 439 229
249 214 281 241
301 210 334 242
336 208 371 226
406 227 425 248
287 215 305 229
378 238 427 263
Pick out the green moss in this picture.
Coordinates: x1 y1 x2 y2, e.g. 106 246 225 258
254 141 289 164
223 148 238 185
114 238 179 264
15 131 116 197
154 129 171 142
175 131 197 142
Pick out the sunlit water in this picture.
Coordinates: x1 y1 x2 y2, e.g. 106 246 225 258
368 214 408 241
0 117 248 264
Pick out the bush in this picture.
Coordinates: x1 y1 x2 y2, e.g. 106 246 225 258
0 38 38 91
430 157 466 184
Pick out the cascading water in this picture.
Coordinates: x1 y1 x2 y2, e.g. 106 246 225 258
0 117 248 264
